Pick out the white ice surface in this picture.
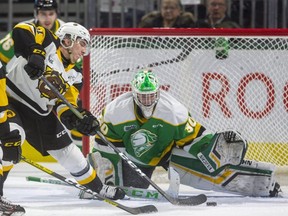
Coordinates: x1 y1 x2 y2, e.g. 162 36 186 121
4 162 288 216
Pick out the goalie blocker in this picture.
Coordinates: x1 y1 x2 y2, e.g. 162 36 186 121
87 130 281 198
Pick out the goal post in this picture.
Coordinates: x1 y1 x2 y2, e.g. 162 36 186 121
82 28 288 171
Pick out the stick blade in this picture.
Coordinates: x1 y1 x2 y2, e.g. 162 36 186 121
175 194 207 206
128 205 158 215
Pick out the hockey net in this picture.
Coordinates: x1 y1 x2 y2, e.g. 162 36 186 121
82 28 288 176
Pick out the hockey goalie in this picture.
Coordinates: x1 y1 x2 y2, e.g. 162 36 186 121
85 69 281 198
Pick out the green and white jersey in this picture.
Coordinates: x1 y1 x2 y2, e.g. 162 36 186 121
98 90 205 167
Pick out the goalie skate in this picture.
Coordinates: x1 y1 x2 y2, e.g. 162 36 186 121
0 196 25 216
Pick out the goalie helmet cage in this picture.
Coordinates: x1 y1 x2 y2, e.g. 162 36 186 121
81 28 288 170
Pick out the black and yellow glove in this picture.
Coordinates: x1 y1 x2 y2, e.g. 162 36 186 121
0 125 22 164
24 45 46 80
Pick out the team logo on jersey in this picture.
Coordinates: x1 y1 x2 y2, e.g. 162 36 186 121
37 67 69 100
124 124 137 131
130 129 157 157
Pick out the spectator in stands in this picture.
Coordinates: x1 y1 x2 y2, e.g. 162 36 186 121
195 0 240 28
138 0 195 28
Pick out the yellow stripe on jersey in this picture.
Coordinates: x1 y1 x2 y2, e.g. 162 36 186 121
0 53 10 64
34 26 46 45
14 23 36 35
0 77 8 108
14 23 46 46
56 86 79 119
63 85 79 108
149 141 174 166
0 76 8 124
3 164 14 172
175 121 203 147
56 49 75 72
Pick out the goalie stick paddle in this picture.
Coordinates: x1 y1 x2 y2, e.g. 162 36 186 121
21 156 158 215
40 76 207 206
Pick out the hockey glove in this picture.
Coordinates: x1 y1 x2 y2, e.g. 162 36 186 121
24 46 46 80
0 130 22 164
60 109 99 136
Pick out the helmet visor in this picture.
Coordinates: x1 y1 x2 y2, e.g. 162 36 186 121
137 92 158 107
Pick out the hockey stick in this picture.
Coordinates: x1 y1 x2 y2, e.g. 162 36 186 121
21 156 158 215
26 176 163 200
27 176 244 200
26 176 70 186
41 76 207 206
26 176 190 200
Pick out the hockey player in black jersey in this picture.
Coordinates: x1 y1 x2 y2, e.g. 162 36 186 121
0 60 25 215
4 22 125 201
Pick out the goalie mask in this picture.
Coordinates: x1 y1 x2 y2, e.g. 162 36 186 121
55 22 90 56
131 70 160 119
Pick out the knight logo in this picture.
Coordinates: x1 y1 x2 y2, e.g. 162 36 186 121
130 129 157 157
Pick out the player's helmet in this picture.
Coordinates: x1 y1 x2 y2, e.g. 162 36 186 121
131 69 160 119
34 0 58 11
56 22 90 54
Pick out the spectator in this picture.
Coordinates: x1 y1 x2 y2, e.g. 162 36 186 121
138 0 195 28
195 0 240 28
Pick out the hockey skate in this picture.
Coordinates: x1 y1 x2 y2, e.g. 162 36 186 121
99 185 126 200
79 185 126 200
269 182 282 197
0 196 25 216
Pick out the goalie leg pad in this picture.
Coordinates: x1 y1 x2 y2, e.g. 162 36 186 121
170 154 279 197
197 130 247 172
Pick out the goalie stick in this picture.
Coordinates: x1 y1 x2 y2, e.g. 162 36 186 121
26 176 245 200
21 156 158 215
40 76 207 206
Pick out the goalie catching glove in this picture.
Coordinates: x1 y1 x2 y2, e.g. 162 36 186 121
60 109 99 136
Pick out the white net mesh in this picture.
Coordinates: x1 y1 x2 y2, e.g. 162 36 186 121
83 29 288 167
